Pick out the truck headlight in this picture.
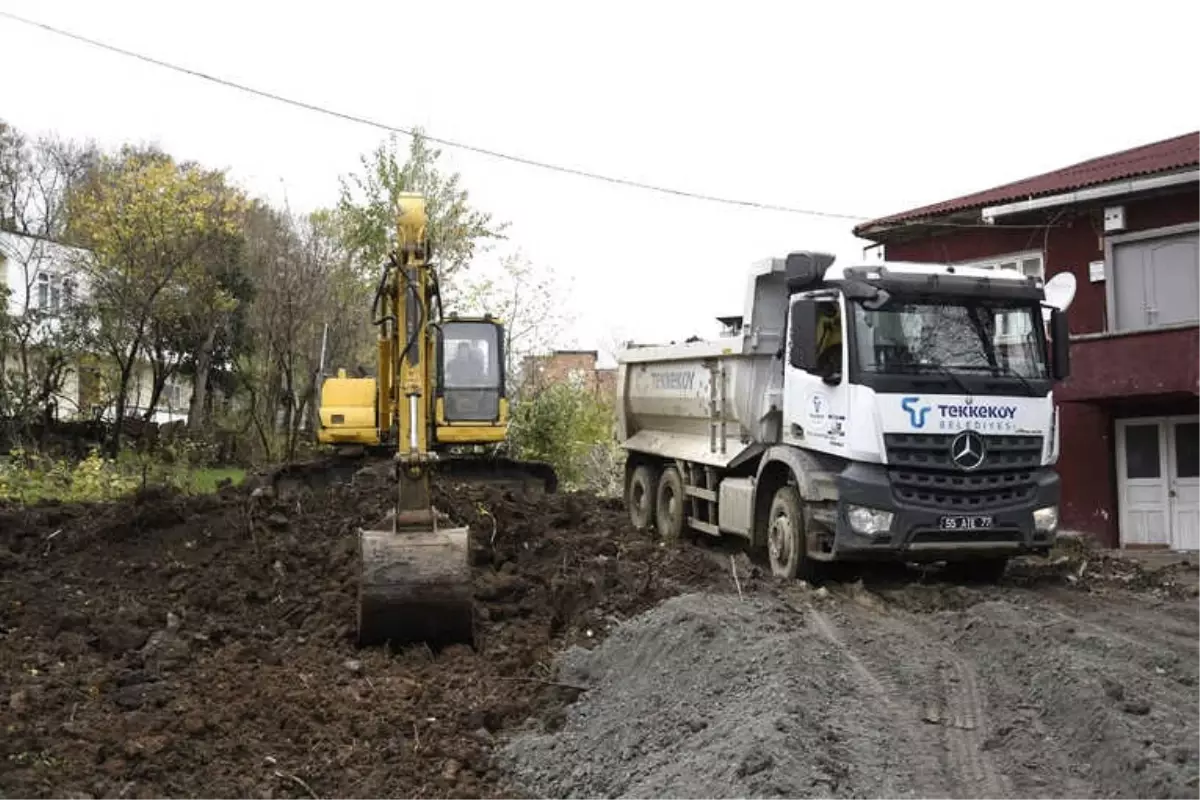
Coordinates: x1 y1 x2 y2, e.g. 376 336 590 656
1034 505 1059 533
847 505 894 536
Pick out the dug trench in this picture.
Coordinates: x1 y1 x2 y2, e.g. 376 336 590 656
1 471 1198 799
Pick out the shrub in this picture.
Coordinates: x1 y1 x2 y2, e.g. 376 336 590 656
507 383 618 492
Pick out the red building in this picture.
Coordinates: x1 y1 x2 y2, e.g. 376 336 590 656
855 132 1199 550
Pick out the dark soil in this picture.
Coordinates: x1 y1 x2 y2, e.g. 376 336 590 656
0 471 722 799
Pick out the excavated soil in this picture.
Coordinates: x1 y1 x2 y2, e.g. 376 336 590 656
2 469 1198 799
0 471 722 799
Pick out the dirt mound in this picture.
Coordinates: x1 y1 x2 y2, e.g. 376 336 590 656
501 584 1199 800
0 471 723 798
498 592 915 799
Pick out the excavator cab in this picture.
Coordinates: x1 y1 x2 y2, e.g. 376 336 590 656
435 317 508 443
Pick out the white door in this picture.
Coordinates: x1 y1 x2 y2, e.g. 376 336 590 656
1115 419 1170 547
1167 417 1200 551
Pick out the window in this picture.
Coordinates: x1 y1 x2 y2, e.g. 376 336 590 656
439 320 502 422
851 298 1048 381
1109 228 1199 332
34 272 75 312
954 251 1045 280
953 251 1045 340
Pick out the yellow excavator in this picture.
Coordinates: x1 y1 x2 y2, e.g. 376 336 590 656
270 193 556 649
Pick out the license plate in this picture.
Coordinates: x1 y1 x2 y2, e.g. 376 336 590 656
938 515 994 531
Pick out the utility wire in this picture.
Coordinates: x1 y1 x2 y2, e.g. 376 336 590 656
0 9 870 222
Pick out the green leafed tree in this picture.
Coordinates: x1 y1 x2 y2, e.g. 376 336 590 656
335 129 507 295
66 146 246 453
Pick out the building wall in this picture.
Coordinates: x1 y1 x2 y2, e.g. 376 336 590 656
884 188 1199 336
520 350 617 403
879 187 1199 546
3 232 192 426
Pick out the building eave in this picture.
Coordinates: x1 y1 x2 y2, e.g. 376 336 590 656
981 168 1199 222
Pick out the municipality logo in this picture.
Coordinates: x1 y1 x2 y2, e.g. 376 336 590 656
901 396 931 428
901 395 1019 432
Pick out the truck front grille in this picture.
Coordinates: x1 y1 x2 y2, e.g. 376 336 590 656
884 433 1044 512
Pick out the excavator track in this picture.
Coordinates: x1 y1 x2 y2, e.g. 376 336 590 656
264 451 558 499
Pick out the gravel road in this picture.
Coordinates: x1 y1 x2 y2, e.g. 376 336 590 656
500 565 1200 799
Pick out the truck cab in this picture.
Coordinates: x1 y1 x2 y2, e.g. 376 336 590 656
781 257 1071 572
617 251 1075 581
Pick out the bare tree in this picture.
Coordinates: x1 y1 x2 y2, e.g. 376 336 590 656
0 124 96 431
457 250 570 392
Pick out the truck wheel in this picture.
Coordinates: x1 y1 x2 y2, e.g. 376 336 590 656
627 464 658 531
766 485 808 580
656 466 686 543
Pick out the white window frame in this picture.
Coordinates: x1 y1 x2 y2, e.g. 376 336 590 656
1103 222 1200 334
34 270 76 312
36 271 50 309
953 249 1045 280
951 250 1045 341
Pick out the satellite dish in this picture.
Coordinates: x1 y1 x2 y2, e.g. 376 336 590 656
1044 272 1077 311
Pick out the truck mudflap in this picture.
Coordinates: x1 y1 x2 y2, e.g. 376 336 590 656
828 462 1060 562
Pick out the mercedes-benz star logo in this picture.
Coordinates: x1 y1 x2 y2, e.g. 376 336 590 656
950 430 987 471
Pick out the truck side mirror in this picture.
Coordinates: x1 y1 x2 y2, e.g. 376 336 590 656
788 300 820 371
1050 307 1070 381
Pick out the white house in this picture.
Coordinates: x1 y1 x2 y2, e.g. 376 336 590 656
1 230 193 425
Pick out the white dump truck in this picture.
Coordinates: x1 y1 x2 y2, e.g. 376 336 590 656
616 252 1076 581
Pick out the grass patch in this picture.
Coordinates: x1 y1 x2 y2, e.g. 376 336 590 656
188 467 246 494
0 447 246 504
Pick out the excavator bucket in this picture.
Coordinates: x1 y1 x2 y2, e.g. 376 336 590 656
261 450 555 649
355 468 475 649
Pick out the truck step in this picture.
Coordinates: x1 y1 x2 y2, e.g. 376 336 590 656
684 486 717 502
687 517 721 537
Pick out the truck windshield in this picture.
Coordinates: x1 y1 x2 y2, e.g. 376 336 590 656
850 299 1048 380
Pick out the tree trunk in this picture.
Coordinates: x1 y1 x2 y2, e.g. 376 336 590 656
110 362 134 457
143 360 168 423
188 322 219 431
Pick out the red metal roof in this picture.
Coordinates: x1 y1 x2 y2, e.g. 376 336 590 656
855 131 1199 237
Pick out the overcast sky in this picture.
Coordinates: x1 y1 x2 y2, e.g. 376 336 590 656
3 0 1197 365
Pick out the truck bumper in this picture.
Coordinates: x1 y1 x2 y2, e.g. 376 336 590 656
829 462 1059 562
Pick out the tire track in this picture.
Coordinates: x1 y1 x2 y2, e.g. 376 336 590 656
807 603 1014 798
930 656 1011 799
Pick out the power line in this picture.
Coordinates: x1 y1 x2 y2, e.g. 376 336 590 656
0 9 870 222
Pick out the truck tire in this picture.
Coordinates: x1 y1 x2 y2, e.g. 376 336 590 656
656 466 686 543
766 485 809 580
627 464 658 531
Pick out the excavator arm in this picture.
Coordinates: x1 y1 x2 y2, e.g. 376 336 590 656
356 194 474 648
